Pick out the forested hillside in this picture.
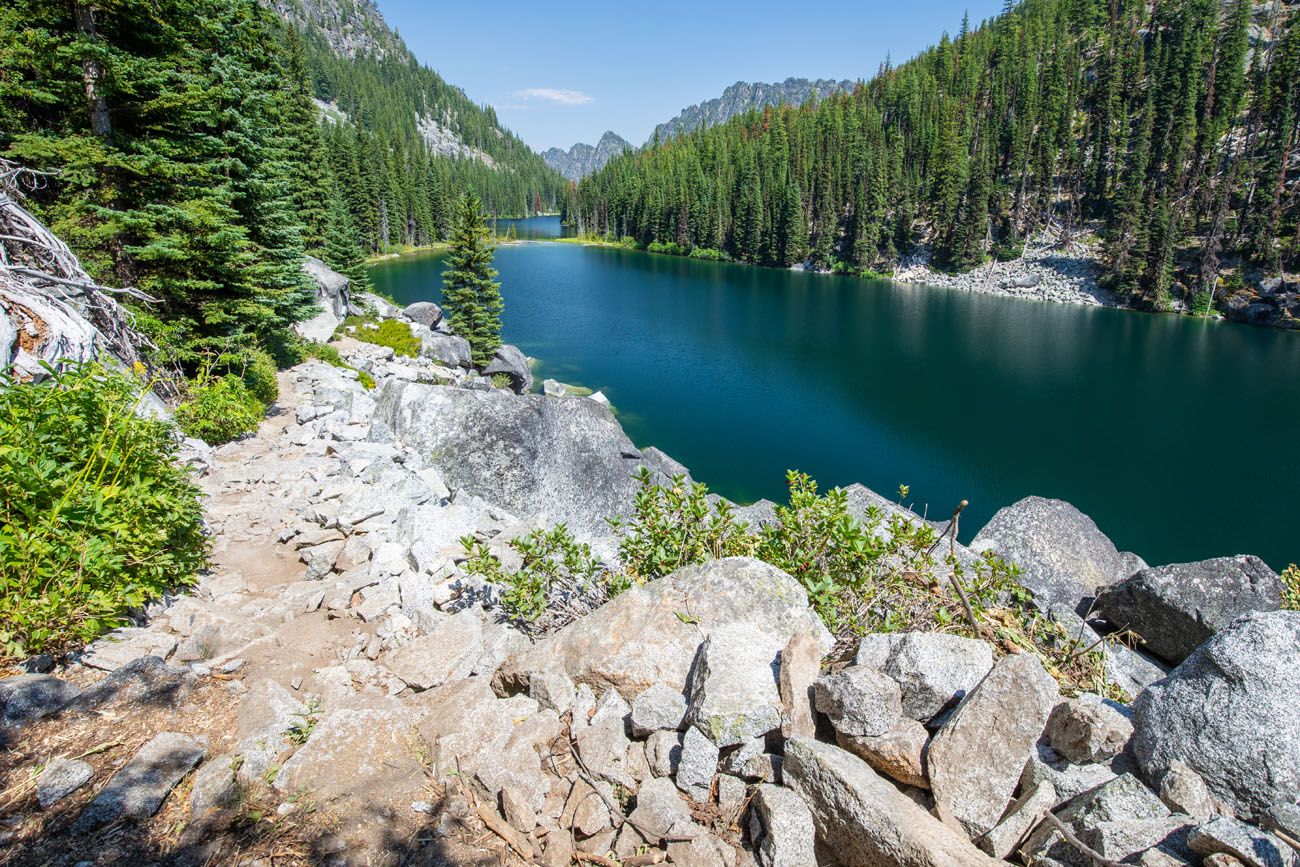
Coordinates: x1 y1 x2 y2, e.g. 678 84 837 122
0 0 564 372
572 0 1300 313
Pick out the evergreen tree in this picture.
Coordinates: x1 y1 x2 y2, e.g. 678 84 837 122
442 193 503 367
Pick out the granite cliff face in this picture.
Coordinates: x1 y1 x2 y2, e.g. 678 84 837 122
648 77 854 144
541 131 634 181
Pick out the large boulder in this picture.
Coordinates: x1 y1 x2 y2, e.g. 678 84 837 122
927 653 1060 839
685 623 783 746
414 326 472 368
1095 555 1282 664
970 496 1141 617
403 301 442 328
782 738 1001 867
0 674 81 728
494 558 832 699
295 256 351 343
482 343 533 394
1132 611 1300 820
375 378 646 541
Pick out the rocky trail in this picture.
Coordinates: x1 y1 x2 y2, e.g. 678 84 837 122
2 287 1298 867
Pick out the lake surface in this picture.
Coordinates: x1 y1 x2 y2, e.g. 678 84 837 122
370 218 1300 570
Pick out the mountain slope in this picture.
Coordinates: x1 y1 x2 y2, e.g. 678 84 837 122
648 78 854 145
266 0 567 225
542 132 634 181
576 0 1299 326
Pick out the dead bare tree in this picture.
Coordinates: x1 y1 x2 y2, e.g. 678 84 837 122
0 158 180 398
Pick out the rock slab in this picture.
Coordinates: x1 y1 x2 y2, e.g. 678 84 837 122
74 733 205 830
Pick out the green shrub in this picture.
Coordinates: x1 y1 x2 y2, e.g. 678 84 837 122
490 372 514 389
1283 564 1299 611
607 467 756 582
0 363 207 660
687 247 727 261
175 374 265 444
241 347 279 405
461 525 622 633
353 318 420 358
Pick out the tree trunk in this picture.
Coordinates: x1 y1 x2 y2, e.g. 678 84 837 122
73 3 111 138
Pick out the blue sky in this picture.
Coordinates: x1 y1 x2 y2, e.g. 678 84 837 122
376 1 1008 152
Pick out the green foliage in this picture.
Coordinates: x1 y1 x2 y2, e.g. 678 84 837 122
461 525 620 632
241 348 280 406
442 193 504 367
571 0 1300 305
175 375 266 445
0 364 207 660
351 318 420 358
1282 564 1300 611
284 697 322 745
607 468 755 582
490 373 514 389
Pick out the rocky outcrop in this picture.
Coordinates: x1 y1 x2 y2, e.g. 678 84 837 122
1096 555 1282 664
495 557 832 698
374 377 651 542
295 256 352 342
649 78 852 145
1133 611 1300 820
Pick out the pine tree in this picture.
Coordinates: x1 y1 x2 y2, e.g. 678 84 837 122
442 193 503 367
324 186 373 294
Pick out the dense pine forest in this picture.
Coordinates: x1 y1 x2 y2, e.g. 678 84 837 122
569 0 1300 312
0 0 564 368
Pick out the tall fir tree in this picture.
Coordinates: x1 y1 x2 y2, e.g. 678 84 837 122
441 193 503 367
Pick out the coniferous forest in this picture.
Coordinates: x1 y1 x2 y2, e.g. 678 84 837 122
569 0 1300 311
0 0 565 366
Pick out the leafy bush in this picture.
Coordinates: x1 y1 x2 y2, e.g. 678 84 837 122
607 467 755 582
1283 564 1299 611
352 318 420 358
0 363 207 660
175 374 265 444
461 525 623 633
241 347 279 405
490 372 514 389
688 247 727 261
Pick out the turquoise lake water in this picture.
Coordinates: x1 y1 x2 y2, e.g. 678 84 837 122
369 217 1300 570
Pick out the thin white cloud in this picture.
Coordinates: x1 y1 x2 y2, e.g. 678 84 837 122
514 87 593 106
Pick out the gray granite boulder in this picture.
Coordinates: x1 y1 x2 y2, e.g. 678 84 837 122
813 666 903 738
482 343 533 394
855 632 994 722
414 327 472 368
403 301 442 328
928 653 1060 838
295 256 351 342
970 496 1140 617
37 757 94 808
67 656 195 713
1046 693 1134 763
0 674 80 728
782 738 1000 867
1188 817 1299 867
375 378 644 542
1096 556 1281 664
686 623 782 746
630 682 687 736
1133 611 1300 820
494 558 831 699
749 783 817 867
74 733 205 830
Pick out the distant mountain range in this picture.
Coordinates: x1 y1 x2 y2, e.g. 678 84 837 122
541 131 633 181
647 78 855 145
543 79 857 180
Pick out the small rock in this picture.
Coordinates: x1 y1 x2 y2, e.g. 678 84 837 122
37 758 94 808
1188 817 1298 867
836 717 930 789
1262 803 1300 843
382 612 481 690
813 665 903 737
778 628 823 739
1046 693 1134 763
978 781 1058 859
630 682 687 736
529 670 577 715
645 730 684 778
676 725 720 801
749 783 817 867
717 774 747 816
563 779 611 837
74 733 205 830
501 785 537 833
686 624 782 747
880 632 995 722
1158 760 1219 818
